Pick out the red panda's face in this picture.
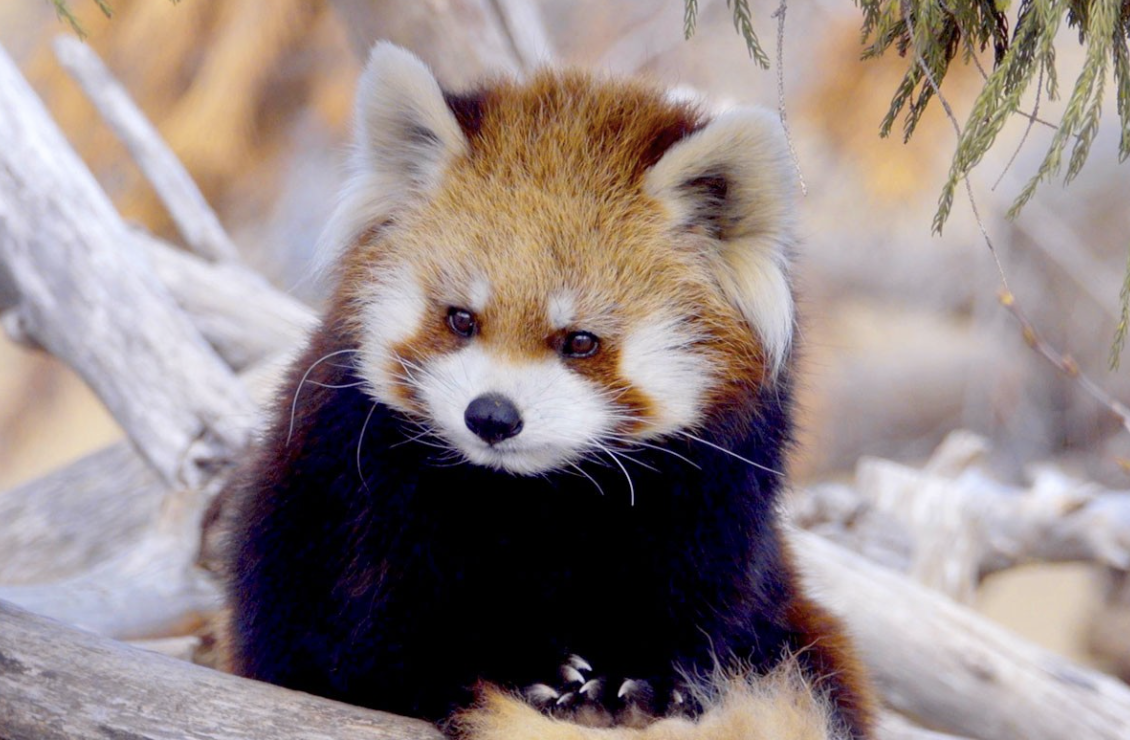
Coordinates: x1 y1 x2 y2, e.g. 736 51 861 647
346 188 744 475
324 46 797 476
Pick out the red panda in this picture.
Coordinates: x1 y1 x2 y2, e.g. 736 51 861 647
225 43 875 740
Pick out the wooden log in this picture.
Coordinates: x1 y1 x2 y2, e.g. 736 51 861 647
794 530 1130 740
0 44 252 489
0 596 964 740
0 599 443 740
53 36 241 263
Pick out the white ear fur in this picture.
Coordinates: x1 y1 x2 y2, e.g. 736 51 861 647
315 43 468 275
644 108 797 376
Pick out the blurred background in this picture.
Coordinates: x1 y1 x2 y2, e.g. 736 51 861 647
1 0 1127 676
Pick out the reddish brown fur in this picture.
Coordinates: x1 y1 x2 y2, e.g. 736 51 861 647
780 541 877 737
335 70 768 434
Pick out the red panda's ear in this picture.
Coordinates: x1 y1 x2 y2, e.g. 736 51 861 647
316 43 468 274
353 43 469 189
644 108 797 376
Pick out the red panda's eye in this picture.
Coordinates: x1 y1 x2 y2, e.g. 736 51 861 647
562 331 599 358
446 308 477 338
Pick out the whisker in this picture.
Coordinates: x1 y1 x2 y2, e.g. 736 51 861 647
389 427 439 449
679 432 783 477
606 436 702 471
356 402 378 490
612 448 659 473
288 348 360 446
628 436 696 472
594 442 635 506
306 380 367 389
568 463 605 497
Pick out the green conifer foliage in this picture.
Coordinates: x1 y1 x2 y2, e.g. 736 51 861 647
687 0 1130 367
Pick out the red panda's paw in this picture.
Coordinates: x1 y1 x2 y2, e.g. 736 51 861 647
454 661 843 740
522 655 691 729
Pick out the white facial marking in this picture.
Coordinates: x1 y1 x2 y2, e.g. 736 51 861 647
357 264 427 407
415 345 618 475
619 316 712 437
466 275 491 313
547 291 576 330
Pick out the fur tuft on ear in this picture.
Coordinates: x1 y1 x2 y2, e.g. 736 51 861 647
315 43 469 276
644 108 797 377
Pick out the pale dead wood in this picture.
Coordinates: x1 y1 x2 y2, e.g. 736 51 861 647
489 0 556 67
1088 568 1130 682
128 635 204 662
876 714 970 740
330 0 523 85
793 431 1130 602
599 0 721 73
0 44 252 489
0 258 17 312
0 483 224 639
0 599 444 740
136 228 316 370
0 444 161 585
0 43 306 626
52 35 241 263
0 353 292 636
794 530 1130 740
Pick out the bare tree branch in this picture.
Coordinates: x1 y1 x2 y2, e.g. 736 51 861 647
52 35 241 262
0 44 253 489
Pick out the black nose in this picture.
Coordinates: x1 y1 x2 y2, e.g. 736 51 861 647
464 393 524 444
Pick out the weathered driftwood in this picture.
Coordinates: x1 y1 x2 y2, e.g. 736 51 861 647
0 444 162 585
795 530 1130 740
598 0 720 73
0 599 444 740
136 228 316 370
0 44 252 489
1087 567 1130 683
875 714 969 740
329 0 547 85
53 35 240 263
128 635 205 663
491 0 556 67
0 352 292 635
793 430 1130 603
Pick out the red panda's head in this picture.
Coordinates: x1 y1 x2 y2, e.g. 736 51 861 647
320 44 797 476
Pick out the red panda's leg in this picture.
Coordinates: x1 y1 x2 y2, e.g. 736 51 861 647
781 545 877 739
